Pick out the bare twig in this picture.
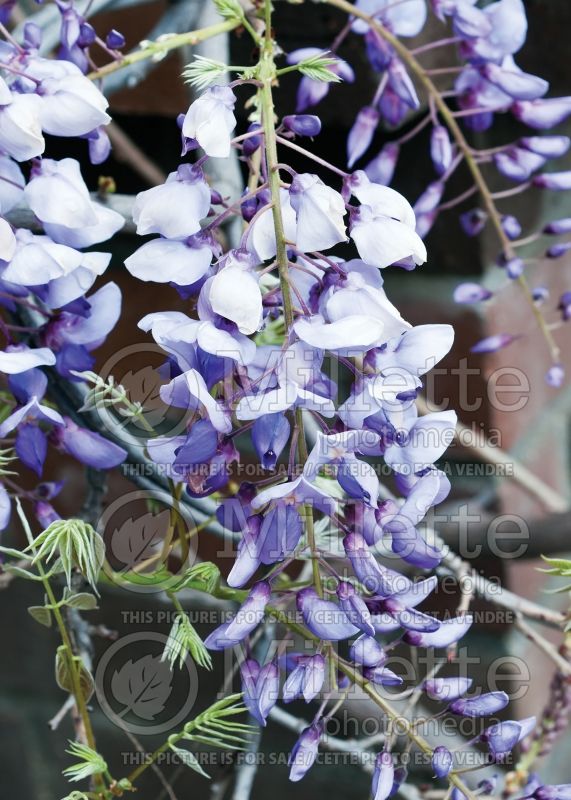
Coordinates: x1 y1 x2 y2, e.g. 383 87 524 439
514 615 571 677
107 120 167 186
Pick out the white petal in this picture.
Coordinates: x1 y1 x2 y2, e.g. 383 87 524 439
185 368 231 432
351 173 416 228
125 238 212 284
0 218 16 261
235 382 297 421
133 178 210 239
294 314 385 351
45 202 124 248
0 346 55 373
209 266 262 334
351 215 427 268
0 94 44 161
196 320 256 364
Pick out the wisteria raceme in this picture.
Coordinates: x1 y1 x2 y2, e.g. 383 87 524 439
0 1 567 799
285 0 571 380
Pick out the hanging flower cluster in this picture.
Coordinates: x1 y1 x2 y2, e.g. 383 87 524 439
292 0 571 382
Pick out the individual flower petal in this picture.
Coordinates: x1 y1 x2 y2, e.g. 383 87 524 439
0 218 16 262
185 368 231 433
31 57 111 136
0 345 55 373
347 106 379 168
349 634 385 667
0 396 64 436
520 136 570 159
16 423 47 476
288 722 323 782
125 237 213 285
182 85 237 158
512 97 571 129
453 282 492 304
430 125 453 176
404 614 473 647
350 205 427 268
365 142 400 185
0 92 44 161
294 313 385 351
482 717 535 758
534 171 571 191
450 691 509 717
245 189 297 261
352 0 427 37
289 173 347 252
371 752 394 800
470 334 516 354
0 155 25 213
24 157 97 228
252 413 291 470
56 417 127 468
209 264 262 335
0 482 10 530
363 665 403 686
297 587 359 640
483 62 548 101
133 164 211 239
423 676 473 702
337 581 376 635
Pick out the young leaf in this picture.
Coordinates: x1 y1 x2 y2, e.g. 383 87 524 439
64 592 99 611
169 742 210 778
28 604 52 627
211 0 245 21
175 561 221 595
63 742 107 783
297 53 342 83
183 57 229 91
28 519 105 592
55 645 95 702
161 612 212 671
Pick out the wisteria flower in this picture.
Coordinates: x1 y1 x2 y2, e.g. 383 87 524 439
182 85 236 158
133 164 211 239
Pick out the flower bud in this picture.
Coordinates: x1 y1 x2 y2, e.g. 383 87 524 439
534 171 571 191
288 722 323 782
512 97 571 129
432 746 453 778
470 334 516 354
501 215 522 240
423 677 473 702
454 283 492 305
546 364 565 387
450 691 509 717
546 243 571 259
543 217 571 235
520 136 571 159
283 114 321 137
347 106 379 168
106 29 125 49
243 123 263 157
365 142 400 186
371 751 394 800
430 125 452 176
460 208 487 237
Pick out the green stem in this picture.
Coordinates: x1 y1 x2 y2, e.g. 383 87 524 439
258 0 323 597
126 739 172 784
88 18 240 82
324 0 560 364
